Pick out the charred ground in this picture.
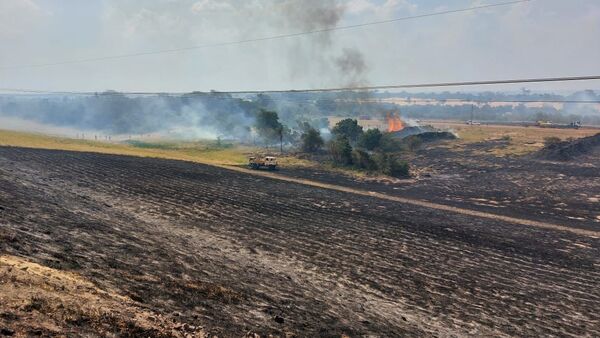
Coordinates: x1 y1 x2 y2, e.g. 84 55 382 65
283 135 600 232
1 146 599 336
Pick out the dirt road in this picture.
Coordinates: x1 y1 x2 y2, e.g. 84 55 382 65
1 146 599 336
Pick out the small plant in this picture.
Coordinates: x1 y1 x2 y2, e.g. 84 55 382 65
23 296 48 313
543 136 562 147
404 135 423 152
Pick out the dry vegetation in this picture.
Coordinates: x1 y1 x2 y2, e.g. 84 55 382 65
0 129 251 165
426 121 600 156
0 255 205 337
1 126 600 336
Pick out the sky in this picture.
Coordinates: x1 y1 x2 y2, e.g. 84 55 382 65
0 0 599 93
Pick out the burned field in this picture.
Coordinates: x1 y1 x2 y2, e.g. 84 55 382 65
284 136 600 232
1 146 600 336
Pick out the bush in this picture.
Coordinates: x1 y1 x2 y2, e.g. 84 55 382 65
378 133 403 152
543 136 562 147
374 153 410 178
351 149 377 170
358 129 383 150
331 119 363 144
329 135 353 166
255 109 283 146
301 127 324 153
404 135 423 151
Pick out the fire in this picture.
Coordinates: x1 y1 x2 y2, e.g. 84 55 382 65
387 111 404 132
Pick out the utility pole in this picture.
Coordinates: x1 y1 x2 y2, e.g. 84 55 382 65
470 104 474 124
279 127 283 154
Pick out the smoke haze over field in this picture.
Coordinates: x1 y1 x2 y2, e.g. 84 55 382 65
0 0 599 137
1 0 598 92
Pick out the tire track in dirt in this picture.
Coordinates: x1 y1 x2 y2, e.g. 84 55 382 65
1 147 599 337
217 164 600 238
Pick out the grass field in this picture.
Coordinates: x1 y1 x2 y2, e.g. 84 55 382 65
2 124 598 171
426 122 600 156
0 129 266 166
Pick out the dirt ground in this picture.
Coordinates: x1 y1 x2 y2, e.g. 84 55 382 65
283 136 600 232
0 255 205 337
1 146 600 336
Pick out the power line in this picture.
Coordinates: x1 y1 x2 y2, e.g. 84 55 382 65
2 80 600 105
0 0 531 70
2 74 599 96
227 75 600 94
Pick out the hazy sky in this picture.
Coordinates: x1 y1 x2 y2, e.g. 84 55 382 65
1 0 599 93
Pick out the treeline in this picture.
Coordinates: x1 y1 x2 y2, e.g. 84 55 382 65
1 89 598 139
374 89 600 103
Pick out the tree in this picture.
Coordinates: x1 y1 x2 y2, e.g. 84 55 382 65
329 135 353 166
255 109 283 147
331 118 363 144
301 127 324 153
358 128 383 150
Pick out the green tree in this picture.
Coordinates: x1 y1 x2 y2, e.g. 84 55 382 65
331 118 363 144
329 135 353 166
255 109 283 147
358 128 383 150
301 127 324 153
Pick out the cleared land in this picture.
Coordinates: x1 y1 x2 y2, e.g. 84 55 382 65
1 146 599 336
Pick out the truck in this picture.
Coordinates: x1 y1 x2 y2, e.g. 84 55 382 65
536 120 582 129
248 155 278 170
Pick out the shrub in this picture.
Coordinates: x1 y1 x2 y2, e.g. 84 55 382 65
329 135 353 166
301 127 324 153
374 153 410 178
351 149 377 170
358 129 383 150
331 119 363 144
404 135 423 151
378 133 403 152
543 136 562 147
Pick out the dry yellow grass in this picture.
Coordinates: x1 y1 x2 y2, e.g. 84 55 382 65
0 255 205 336
426 122 600 156
0 129 253 165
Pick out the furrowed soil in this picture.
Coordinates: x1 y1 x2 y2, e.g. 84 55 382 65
1 146 600 336
283 138 600 232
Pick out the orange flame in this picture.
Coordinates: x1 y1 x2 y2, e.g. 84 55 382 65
387 112 404 132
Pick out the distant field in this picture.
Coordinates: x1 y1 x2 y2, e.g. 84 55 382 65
425 121 600 156
0 129 269 166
